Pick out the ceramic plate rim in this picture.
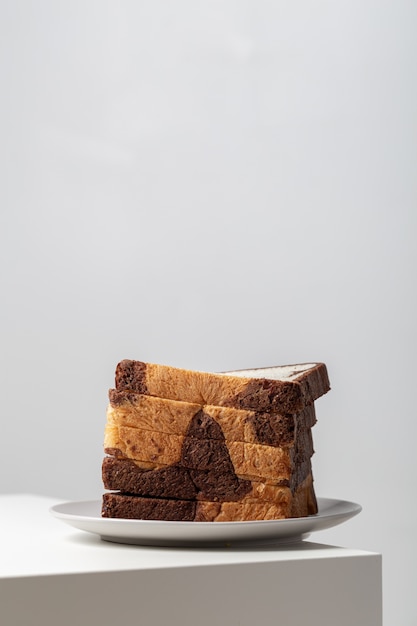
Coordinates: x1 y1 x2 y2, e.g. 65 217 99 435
50 497 361 546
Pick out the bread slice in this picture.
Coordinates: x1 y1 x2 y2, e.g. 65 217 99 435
108 389 317 447
102 475 316 521
104 423 314 482
102 455 311 504
102 493 288 522
115 360 330 412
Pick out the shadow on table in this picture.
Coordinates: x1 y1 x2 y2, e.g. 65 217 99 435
65 531 341 553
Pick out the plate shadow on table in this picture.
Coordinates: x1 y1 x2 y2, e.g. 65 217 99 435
65 531 342 553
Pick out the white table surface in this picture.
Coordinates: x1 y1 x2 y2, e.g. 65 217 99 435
1 493 373 577
0 494 383 626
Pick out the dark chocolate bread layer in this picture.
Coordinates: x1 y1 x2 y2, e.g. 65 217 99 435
103 458 199 499
102 492 196 521
115 360 330 413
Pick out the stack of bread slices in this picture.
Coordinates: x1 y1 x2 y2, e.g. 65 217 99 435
102 360 330 522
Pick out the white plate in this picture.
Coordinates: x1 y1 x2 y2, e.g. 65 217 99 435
50 497 361 547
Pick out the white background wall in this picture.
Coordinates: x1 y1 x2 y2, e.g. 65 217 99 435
1 1 416 624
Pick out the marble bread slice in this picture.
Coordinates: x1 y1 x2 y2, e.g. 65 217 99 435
115 360 330 412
